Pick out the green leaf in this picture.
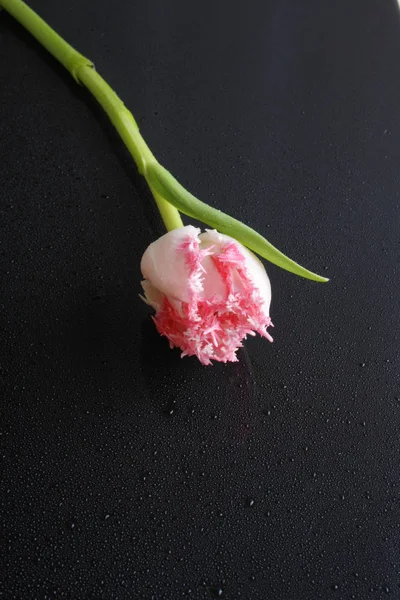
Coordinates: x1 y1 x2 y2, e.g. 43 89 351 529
146 162 329 283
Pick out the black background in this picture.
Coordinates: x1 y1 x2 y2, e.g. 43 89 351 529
1 1 400 598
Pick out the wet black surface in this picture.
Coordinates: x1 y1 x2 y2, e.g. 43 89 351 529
1 0 400 598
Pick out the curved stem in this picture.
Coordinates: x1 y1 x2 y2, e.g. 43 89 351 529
0 0 183 231
149 185 185 232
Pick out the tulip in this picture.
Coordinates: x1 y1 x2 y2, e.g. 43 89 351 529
141 225 273 365
1 0 328 366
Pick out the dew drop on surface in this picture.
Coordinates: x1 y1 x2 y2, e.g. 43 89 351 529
207 586 223 598
66 519 76 530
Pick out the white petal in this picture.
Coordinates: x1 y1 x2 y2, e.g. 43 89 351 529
140 226 200 303
141 280 163 310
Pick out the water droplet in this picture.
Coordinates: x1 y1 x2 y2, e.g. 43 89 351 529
66 519 76 530
207 587 223 598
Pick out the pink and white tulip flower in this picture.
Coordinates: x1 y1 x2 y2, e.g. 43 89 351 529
0 0 328 365
140 225 273 365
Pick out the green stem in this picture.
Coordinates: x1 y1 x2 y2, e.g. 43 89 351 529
0 0 183 231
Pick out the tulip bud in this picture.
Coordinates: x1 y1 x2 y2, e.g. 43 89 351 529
141 225 273 365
